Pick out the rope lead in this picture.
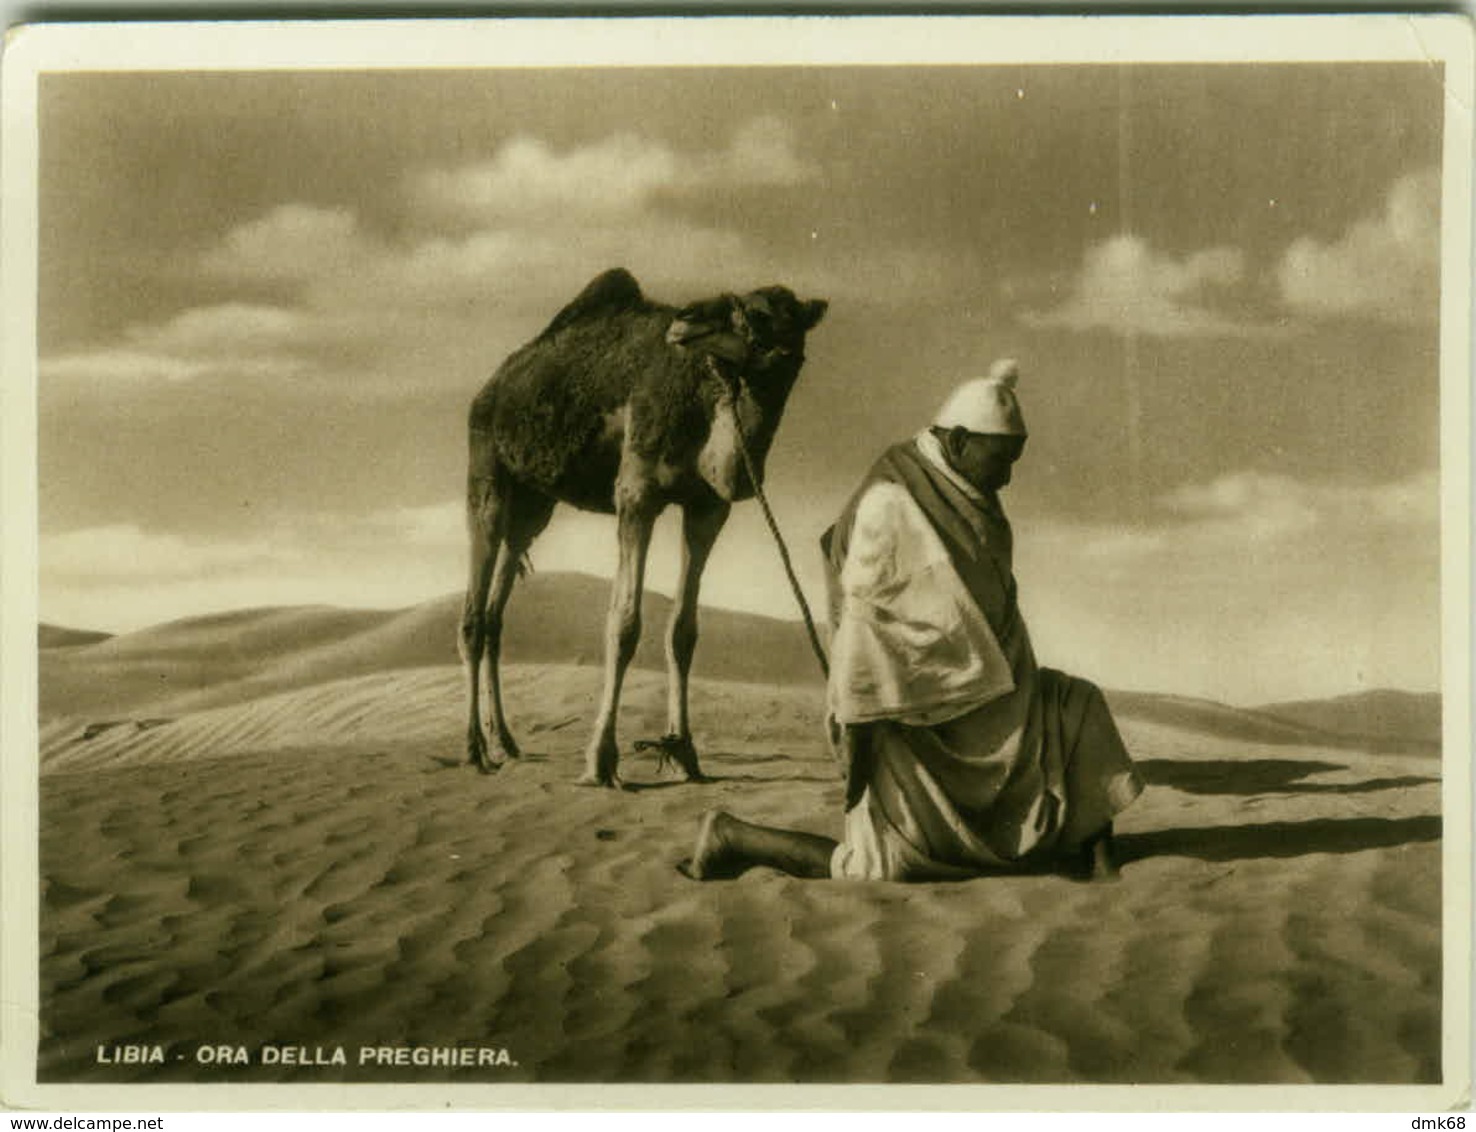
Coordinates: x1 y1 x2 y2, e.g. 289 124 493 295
706 357 830 679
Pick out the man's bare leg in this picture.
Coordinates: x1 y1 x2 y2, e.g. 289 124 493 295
680 810 837 880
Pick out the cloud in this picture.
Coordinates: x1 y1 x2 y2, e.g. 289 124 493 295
375 501 465 547
41 350 220 385
1163 469 1440 525
131 303 311 353
1277 168 1440 322
1062 468 1439 563
200 204 366 282
411 135 680 224
340 219 755 311
333 496 834 622
42 524 296 583
37 116 862 397
717 116 818 186
39 514 460 633
41 465 1441 704
40 484 839 636
409 117 817 226
1019 235 1268 337
1015 467 1441 703
40 302 320 387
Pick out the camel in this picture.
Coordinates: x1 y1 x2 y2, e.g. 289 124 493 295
461 267 828 787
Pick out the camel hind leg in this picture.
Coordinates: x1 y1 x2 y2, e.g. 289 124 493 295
460 458 508 773
479 485 556 764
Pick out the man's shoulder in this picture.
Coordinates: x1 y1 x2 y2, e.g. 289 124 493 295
853 478 922 530
848 479 941 568
823 438 929 563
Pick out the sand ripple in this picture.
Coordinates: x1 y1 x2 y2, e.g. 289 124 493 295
37 664 1443 1085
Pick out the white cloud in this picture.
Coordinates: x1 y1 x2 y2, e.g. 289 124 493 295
41 466 1441 704
40 302 319 388
343 219 757 311
1015 468 1441 703
41 350 308 387
41 350 217 385
706 116 818 187
1277 168 1440 321
39 490 838 636
409 117 817 226
42 524 296 583
1060 468 1439 563
336 496 833 623
39 117 839 396
131 302 310 353
1161 468 1439 527
351 501 465 549
411 134 681 223
40 516 456 633
201 204 366 282
1020 235 1267 337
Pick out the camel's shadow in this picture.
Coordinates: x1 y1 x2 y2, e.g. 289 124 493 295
1117 814 1440 864
623 767 836 790
428 751 555 771
709 752 826 767
1137 758 1437 796
427 747 832 789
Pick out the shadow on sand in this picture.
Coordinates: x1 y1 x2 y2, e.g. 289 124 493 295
1117 814 1440 865
1137 758 1438 796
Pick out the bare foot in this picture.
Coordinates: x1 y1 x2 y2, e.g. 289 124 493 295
678 810 743 880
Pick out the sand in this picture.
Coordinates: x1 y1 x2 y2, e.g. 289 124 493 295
34 623 1443 1086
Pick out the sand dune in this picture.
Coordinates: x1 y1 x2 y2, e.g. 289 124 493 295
38 624 113 649
40 573 825 720
43 576 1438 753
34 601 1445 1085
1259 690 1442 752
1105 690 1440 759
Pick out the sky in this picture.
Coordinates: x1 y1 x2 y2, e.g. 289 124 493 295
32 55 1453 705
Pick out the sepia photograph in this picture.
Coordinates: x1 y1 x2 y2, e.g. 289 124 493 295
1 15 1471 1111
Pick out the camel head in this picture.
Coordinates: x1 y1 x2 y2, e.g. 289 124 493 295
667 285 827 503
666 286 828 373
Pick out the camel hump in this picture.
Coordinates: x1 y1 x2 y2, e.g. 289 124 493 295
536 268 647 340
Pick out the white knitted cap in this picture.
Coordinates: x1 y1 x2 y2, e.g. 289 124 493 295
933 358 1027 436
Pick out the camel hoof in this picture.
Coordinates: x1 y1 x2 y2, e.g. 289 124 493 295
634 734 705 781
575 771 626 790
469 726 521 772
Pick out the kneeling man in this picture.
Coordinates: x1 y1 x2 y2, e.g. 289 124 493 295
684 360 1143 882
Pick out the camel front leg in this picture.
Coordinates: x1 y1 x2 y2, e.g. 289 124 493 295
656 497 731 781
578 496 659 788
